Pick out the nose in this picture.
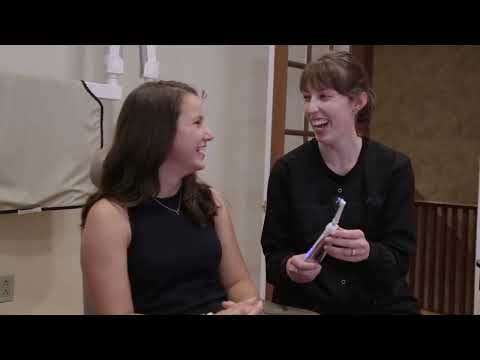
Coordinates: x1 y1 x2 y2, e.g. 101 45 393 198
204 126 214 141
304 99 318 115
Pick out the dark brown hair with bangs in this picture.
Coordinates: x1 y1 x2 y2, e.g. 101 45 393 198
300 51 375 126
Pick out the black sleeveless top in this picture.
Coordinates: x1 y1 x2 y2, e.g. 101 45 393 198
127 189 227 314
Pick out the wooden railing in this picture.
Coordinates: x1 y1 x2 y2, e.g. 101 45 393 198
265 200 478 314
408 200 477 314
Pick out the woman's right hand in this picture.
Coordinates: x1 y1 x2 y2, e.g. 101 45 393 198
216 297 264 315
286 254 322 283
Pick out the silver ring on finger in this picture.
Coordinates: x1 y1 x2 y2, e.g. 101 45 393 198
351 248 356 256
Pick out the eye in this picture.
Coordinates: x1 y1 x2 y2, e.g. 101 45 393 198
303 95 311 102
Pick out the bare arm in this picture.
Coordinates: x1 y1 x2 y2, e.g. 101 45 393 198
211 189 260 302
81 199 139 314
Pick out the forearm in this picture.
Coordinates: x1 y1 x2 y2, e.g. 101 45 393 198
265 250 295 287
362 228 415 291
261 159 295 288
363 241 410 289
226 278 260 302
362 155 416 290
88 303 139 315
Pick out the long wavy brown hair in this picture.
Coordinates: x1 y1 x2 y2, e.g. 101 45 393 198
81 80 217 228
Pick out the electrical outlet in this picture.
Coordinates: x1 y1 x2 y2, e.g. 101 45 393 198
0 274 14 303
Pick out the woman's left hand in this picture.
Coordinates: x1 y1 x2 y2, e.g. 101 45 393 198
220 297 264 315
323 227 370 263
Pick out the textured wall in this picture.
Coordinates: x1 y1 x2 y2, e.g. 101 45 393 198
371 45 480 204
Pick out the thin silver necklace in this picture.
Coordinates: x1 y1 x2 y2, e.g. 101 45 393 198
153 189 182 215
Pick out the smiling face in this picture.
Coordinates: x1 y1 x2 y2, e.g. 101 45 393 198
299 51 374 143
165 93 214 175
302 87 360 145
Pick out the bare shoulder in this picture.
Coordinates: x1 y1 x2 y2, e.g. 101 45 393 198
210 188 229 211
83 198 131 246
86 199 129 227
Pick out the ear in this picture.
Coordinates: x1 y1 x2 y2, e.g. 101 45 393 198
351 91 368 112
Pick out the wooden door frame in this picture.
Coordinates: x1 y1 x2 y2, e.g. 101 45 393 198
270 45 289 168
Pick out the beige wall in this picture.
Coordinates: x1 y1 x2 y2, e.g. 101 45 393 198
371 45 480 205
0 45 268 314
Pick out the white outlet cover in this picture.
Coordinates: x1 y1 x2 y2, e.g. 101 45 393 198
0 274 14 303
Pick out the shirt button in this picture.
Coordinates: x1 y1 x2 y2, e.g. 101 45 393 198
340 279 346 285
338 188 343 194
